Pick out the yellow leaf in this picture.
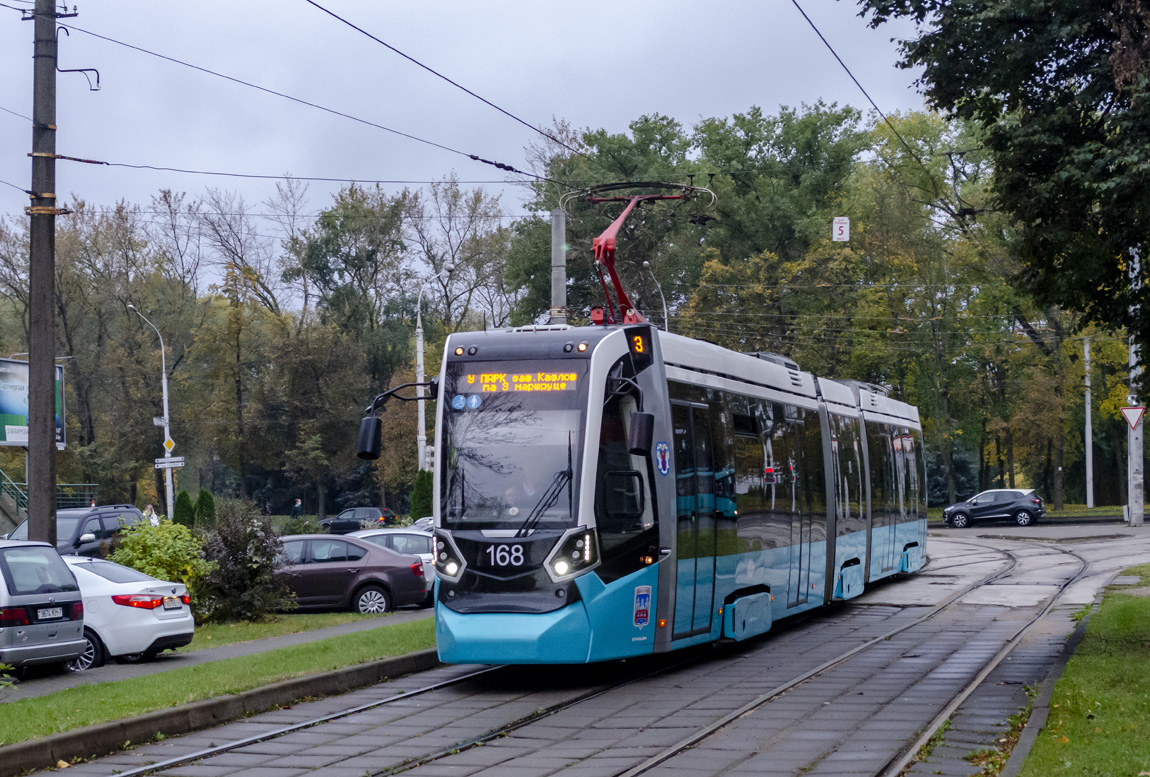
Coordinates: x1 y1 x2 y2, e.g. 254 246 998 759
56 761 70 769
1058 736 1069 743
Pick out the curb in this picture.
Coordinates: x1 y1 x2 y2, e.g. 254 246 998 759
0 648 441 777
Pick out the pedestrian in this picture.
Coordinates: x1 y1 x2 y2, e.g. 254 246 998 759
289 498 303 520
142 504 159 526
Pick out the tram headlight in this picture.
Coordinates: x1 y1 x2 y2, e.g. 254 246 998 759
544 528 599 582
434 532 466 583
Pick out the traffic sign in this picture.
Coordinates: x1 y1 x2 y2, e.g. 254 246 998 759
1122 406 1145 430
163 436 175 453
155 456 185 469
832 217 850 242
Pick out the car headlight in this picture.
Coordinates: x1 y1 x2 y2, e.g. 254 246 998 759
544 528 599 582
434 532 465 583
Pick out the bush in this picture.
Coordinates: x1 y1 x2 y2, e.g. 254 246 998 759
173 490 195 527
281 513 320 535
410 469 433 520
109 521 215 614
194 488 216 529
197 499 295 623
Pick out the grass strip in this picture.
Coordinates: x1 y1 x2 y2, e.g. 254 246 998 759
0 617 435 745
185 612 389 651
1019 563 1150 776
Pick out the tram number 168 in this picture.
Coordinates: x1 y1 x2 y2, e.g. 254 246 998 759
485 544 525 567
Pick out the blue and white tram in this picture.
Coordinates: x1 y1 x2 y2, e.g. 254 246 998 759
423 323 926 664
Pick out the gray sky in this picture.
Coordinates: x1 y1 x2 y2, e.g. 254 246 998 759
0 1 925 223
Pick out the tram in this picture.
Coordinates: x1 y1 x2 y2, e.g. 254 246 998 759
357 187 926 664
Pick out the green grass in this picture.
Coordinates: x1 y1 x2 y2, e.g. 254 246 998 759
0 618 436 746
1019 564 1150 777
184 612 389 651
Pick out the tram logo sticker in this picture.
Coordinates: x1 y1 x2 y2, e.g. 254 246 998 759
451 395 466 410
633 585 651 629
655 442 670 476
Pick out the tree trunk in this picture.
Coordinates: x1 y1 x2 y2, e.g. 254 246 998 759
1054 434 1064 510
316 480 327 521
1006 428 1016 488
995 434 1005 488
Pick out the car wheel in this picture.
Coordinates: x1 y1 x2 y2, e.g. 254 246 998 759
1014 510 1033 526
354 584 391 614
114 653 144 664
67 628 106 672
950 512 970 529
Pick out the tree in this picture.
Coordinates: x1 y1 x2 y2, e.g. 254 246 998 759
410 469 433 520
859 0 1150 369
172 490 195 527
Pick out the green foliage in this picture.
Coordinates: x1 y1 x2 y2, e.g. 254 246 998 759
0 662 14 690
410 469 433 519
172 490 195 527
280 513 320 535
197 499 295 623
108 521 215 610
193 488 216 529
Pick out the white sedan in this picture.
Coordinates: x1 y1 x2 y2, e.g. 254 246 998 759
63 556 194 671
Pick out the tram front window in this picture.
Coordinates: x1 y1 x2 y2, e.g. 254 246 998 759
440 360 586 533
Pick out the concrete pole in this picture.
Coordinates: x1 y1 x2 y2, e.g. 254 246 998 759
27 0 59 544
1130 250 1144 526
1084 337 1094 509
550 209 567 325
416 264 452 472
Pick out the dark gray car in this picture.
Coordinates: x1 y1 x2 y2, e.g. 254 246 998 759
279 534 426 613
943 489 1045 528
7 505 144 557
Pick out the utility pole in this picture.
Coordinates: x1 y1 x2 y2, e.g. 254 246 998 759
26 0 61 544
550 209 567 325
1084 337 1094 509
1129 251 1144 527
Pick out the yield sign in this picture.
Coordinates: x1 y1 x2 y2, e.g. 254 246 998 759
1121 406 1145 430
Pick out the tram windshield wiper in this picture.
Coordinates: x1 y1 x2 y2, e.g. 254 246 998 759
515 434 574 538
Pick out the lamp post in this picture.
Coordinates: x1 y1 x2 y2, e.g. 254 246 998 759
642 261 670 332
128 305 174 521
416 265 453 472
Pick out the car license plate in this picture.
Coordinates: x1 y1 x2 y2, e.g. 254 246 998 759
37 607 62 620
162 596 181 610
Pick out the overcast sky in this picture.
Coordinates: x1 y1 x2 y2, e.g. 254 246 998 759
0 1 926 226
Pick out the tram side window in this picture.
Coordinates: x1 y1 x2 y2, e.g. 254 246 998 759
709 390 738 557
865 421 893 528
758 401 798 550
796 407 827 543
901 427 922 524
832 414 866 537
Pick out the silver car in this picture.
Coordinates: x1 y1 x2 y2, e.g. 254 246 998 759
0 539 86 671
349 528 435 606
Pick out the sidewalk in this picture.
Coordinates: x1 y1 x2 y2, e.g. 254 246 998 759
1 607 435 703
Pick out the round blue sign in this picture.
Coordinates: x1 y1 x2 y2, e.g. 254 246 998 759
451 395 466 410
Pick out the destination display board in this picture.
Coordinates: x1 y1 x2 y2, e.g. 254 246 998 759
462 370 578 394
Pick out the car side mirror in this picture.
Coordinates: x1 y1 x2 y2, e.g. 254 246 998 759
357 416 382 460
78 532 96 543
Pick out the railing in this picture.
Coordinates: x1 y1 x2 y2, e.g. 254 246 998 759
0 469 97 510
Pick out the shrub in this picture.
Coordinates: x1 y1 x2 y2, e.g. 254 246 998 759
197 499 295 623
194 488 216 529
410 469 433 520
173 490 195 527
109 521 215 614
281 513 320 535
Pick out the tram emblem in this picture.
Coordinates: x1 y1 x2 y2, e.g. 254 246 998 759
633 585 651 629
655 442 670 476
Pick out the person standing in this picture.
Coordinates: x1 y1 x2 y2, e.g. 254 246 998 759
289 498 303 520
142 504 159 526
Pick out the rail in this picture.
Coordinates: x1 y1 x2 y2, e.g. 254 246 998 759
0 468 97 510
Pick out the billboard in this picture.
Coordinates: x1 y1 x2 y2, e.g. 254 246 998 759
0 358 66 450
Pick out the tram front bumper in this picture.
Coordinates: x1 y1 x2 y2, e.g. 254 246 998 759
435 602 592 664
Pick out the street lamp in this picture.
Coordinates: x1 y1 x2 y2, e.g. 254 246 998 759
127 305 174 521
642 261 670 332
416 264 453 472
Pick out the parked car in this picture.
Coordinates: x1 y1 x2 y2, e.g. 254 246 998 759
62 556 194 671
411 516 434 531
318 507 398 535
0 539 85 672
6 505 145 557
349 527 435 606
279 534 426 613
943 489 1046 528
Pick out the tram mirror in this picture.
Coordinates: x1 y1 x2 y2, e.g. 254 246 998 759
603 471 645 520
628 412 654 456
357 416 383 460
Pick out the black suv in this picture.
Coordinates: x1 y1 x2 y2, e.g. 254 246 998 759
943 489 1045 528
6 505 145 556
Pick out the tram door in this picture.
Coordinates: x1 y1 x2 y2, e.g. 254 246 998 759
671 401 718 638
787 412 816 608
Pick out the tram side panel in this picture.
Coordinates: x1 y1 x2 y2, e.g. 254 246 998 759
826 412 868 600
865 418 926 584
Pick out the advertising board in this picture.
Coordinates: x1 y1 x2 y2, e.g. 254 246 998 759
0 358 66 449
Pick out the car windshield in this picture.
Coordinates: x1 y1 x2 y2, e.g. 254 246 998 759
74 559 157 584
7 514 84 542
0 546 78 595
439 359 586 533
